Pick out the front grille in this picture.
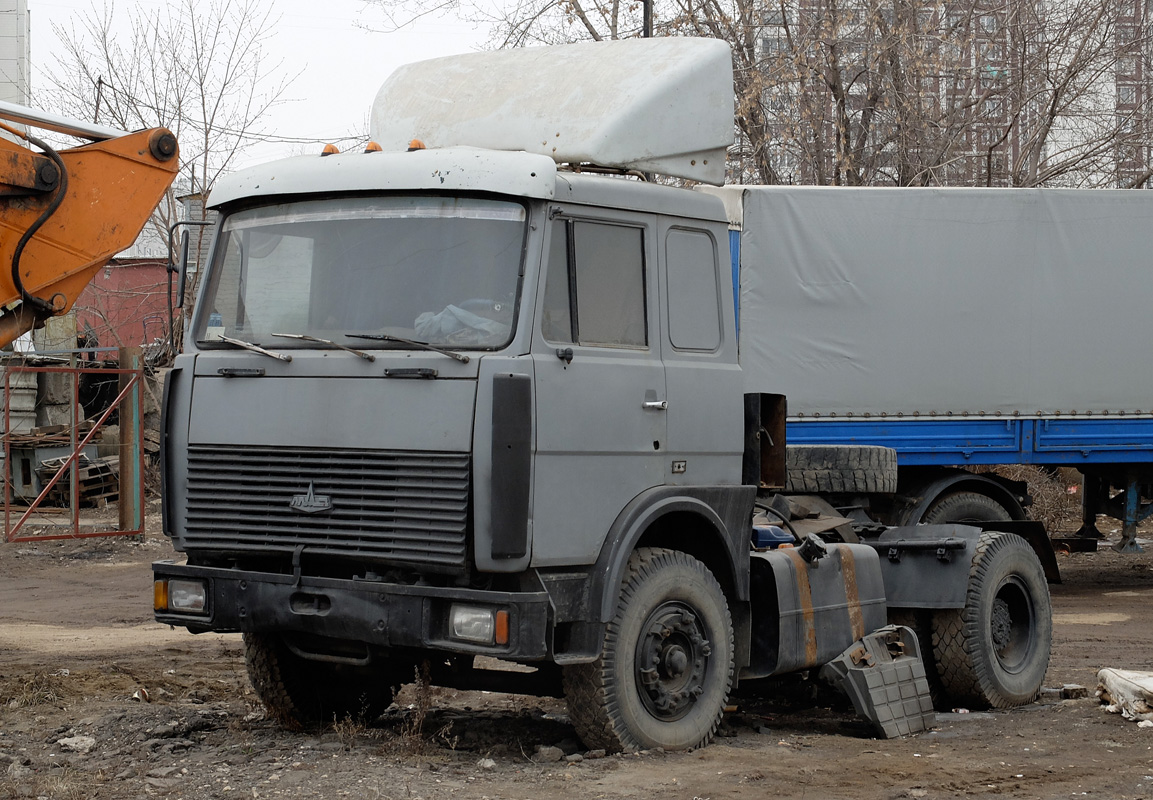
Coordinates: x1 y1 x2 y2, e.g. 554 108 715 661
182 445 470 573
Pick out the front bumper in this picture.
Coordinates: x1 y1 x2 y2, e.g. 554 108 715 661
152 560 552 660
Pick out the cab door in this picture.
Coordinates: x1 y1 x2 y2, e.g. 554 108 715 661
658 220 744 485
529 209 666 566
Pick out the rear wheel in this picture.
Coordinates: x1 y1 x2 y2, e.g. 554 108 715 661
563 548 733 752
922 491 1012 525
931 532 1051 708
244 633 402 726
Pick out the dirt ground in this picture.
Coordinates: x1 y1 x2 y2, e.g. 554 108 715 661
1 505 1152 800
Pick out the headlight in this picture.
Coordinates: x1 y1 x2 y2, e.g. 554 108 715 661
154 578 208 614
449 604 509 645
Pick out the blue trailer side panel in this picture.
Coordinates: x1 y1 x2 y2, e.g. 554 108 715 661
1033 418 1153 463
787 418 1153 466
730 228 741 340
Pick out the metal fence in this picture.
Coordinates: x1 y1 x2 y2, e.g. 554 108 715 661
2 348 144 542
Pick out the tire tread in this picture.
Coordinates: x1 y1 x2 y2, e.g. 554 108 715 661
244 632 399 727
563 548 733 753
931 532 1051 709
244 632 308 728
785 445 898 494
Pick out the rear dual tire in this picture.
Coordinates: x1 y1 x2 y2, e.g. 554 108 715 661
931 531 1052 708
922 491 1012 525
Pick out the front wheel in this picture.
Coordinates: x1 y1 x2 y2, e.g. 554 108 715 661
244 633 402 726
563 548 734 752
932 532 1052 708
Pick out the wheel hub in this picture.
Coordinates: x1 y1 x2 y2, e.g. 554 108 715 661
663 645 689 678
991 597 1013 651
636 603 712 720
991 577 1035 672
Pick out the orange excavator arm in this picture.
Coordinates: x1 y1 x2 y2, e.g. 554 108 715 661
0 101 179 348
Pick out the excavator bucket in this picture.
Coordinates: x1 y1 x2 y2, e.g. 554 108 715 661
0 119 179 348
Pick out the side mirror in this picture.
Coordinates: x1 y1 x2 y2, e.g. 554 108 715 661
166 218 215 358
167 219 214 311
177 229 190 308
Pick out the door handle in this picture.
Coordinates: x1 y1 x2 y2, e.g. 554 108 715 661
642 400 668 411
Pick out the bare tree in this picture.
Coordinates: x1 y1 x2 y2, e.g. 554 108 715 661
364 0 1153 188
36 0 298 353
670 0 1152 187
362 0 649 46
39 0 296 258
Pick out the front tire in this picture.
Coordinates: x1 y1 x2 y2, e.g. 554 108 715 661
931 532 1052 708
244 633 400 726
563 548 733 752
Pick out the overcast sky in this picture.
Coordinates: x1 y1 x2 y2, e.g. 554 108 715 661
27 0 485 168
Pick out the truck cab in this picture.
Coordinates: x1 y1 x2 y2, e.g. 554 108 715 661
157 119 758 750
160 144 749 641
155 37 1051 753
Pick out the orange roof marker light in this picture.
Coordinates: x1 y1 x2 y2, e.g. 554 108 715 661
320 143 340 156
364 141 382 153
407 139 426 151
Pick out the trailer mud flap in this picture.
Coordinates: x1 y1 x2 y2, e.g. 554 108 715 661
744 541 887 680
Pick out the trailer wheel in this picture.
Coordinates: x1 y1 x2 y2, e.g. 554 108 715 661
785 445 897 494
244 633 399 726
922 491 1011 524
562 548 733 752
931 532 1051 708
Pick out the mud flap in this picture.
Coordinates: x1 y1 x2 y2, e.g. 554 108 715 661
819 625 935 738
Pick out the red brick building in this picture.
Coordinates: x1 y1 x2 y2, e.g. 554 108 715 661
74 258 173 351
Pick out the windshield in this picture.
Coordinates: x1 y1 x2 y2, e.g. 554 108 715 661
196 196 526 350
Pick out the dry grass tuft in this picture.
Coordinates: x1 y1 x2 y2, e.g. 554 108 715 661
0 671 68 709
331 713 374 751
397 660 433 752
34 767 96 800
0 766 95 800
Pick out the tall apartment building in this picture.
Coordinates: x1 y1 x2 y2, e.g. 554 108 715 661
753 0 1027 185
753 0 1144 187
1115 0 1150 187
0 0 29 106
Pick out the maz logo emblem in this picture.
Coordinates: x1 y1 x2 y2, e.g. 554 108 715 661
289 482 333 514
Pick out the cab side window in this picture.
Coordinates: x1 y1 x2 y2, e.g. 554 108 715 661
542 218 647 348
665 229 721 351
541 220 573 344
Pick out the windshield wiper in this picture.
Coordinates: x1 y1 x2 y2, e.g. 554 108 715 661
215 334 292 362
271 333 376 361
345 333 470 363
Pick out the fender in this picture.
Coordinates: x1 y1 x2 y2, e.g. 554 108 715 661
871 524 980 609
896 468 1028 525
535 484 754 665
590 484 756 622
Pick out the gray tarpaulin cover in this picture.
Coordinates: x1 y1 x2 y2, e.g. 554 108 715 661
718 186 1153 418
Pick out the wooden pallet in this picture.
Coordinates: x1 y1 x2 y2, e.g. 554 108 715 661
36 457 119 508
4 422 100 448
